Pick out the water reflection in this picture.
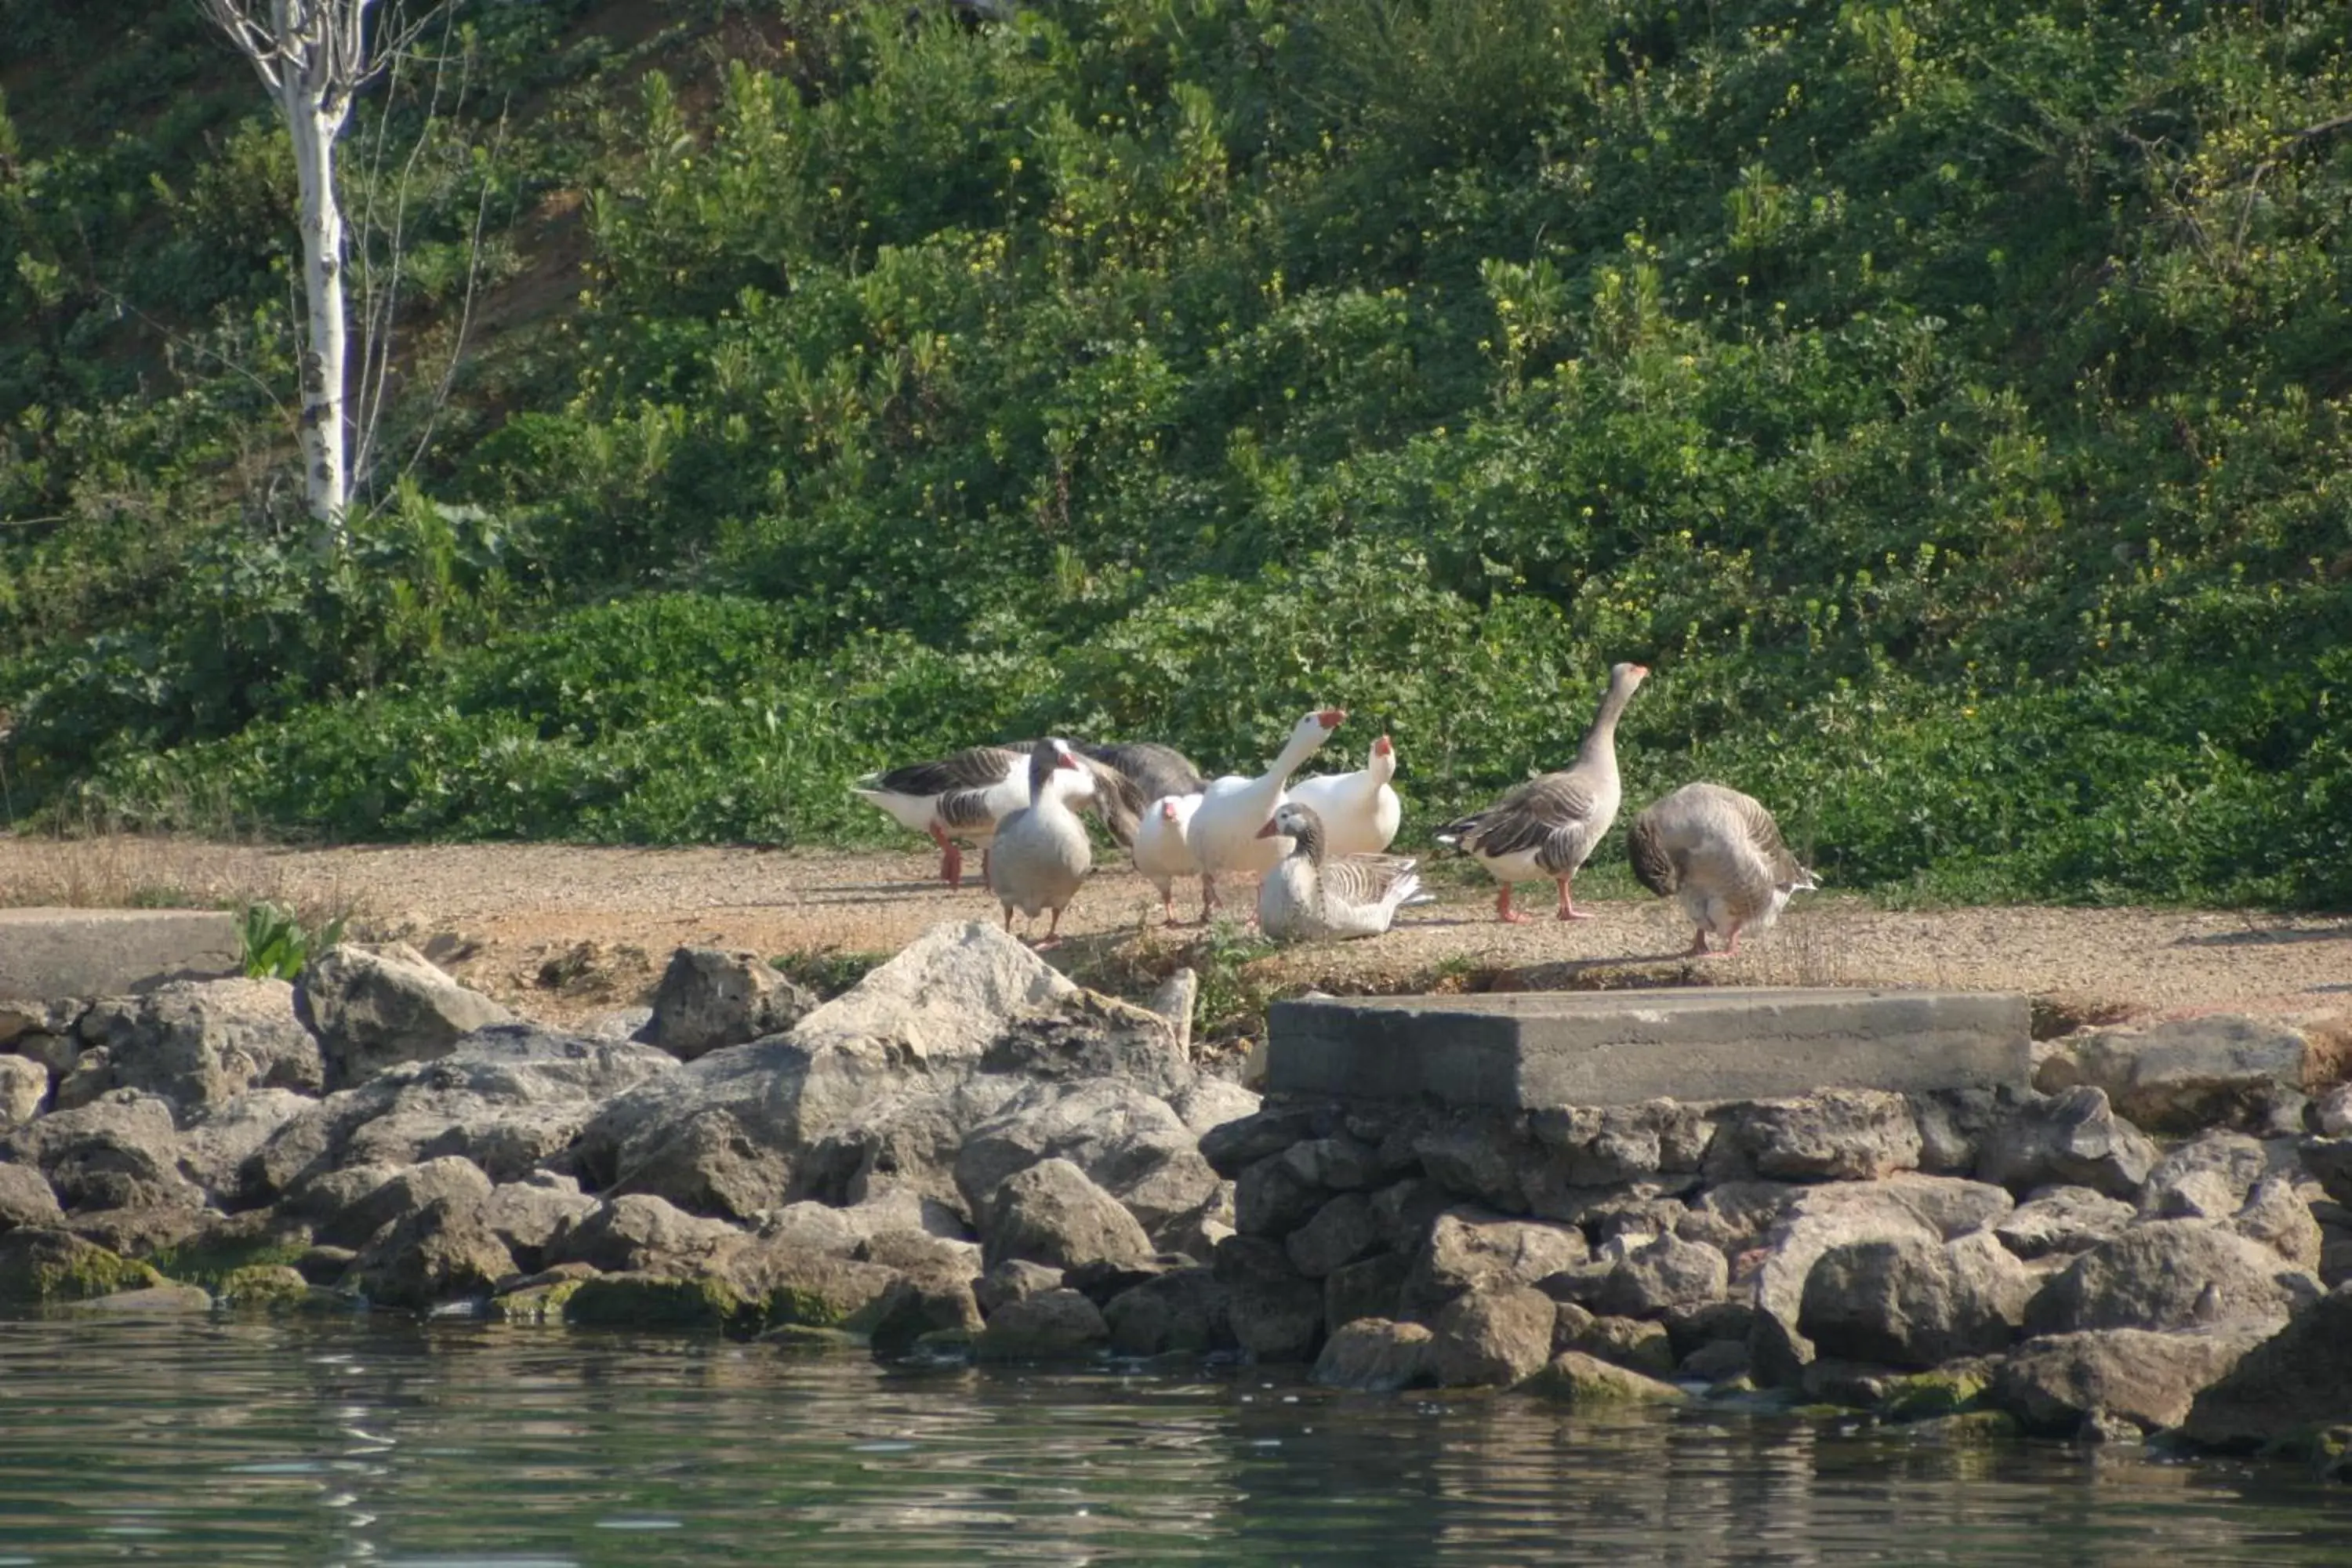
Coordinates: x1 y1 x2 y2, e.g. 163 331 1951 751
0 1316 2344 1565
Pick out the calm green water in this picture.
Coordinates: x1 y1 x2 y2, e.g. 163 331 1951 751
0 1316 2346 1566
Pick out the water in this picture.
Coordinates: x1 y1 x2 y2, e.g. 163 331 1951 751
0 1316 2344 1566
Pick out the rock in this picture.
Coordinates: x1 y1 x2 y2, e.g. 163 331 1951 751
315 1156 494 1250
77 978 322 1114
1991 1325 2275 1436
352 1198 518 1310
2233 1176 2323 1269
862 1262 985 1356
2183 1290 2352 1453
1910 1089 2004 1174
1413 1115 1537 1210
1677 1180 1800 1253
1595 1232 1729 1319
0 997 83 1048
2299 1138 2352 1210
973 1287 1109 1360
1798 1231 2036 1369
975 1259 1065 1316
1214 1235 1324 1361
69 1282 216 1314
173 1089 311 1205
0 1228 164 1303
1200 1107 1327 1178
1526 1351 1688 1407
297 943 514 1089
1402 1208 1588 1320
637 947 814 1062
2024 1219 2322 1335
1975 1087 2158 1200
1994 1186 2136 1260
481 1174 600 1272
1170 1077 1260 1138
2 1090 201 1214
53 1046 113 1110
724 1243 898 1328
955 1080 1219 1252
1368 1177 1453 1253
1103 1267 1230 1356
1567 1314 1677 1377
564 1272 754 1333
1285 1192 1379 1280
1746 1189 1947 1385
1711 1089 1923 1181
2139 1131 2269 1217
1427 1285 1557 1388
0 1055 49 1126
9 1031 78 1079
550 1193 747 1277
1311 1318 1432 1391
1232 1150 1331 1242
0 1163 64 1231
982 1158 1155 1272
1324 1251 1410 1332
2315 1084 2352 1138
215 1264 326 1312
2056 1016 2315 1134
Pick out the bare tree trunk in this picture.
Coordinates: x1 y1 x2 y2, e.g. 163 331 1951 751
279 25 353 538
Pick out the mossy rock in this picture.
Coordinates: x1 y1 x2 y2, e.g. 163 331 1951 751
563 1272 753 1334
1877 1369 1990 1423
1524 1352 1687 1407
145 1236 312 1293
0 1229 166 1305
1900 1410 2020 1446
214 1264 334 1312
757 1323 866 1352
490 1277 586 1324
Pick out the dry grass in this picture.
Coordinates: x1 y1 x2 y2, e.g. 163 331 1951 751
0 827 369 938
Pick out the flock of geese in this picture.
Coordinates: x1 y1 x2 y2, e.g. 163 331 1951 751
851 662 1817 953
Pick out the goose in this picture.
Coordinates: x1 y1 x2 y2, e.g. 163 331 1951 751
851 745 1029 888
1628 782 1817 956
1436 661 1649 921
1254 802 1428 941
1131 792 1205 924
1185 708 1347 920
986 738 1098 946
1285 735 1403 855
1076 741 1207 848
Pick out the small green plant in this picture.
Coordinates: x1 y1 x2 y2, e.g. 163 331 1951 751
767 946 887 1000
238 901 348 982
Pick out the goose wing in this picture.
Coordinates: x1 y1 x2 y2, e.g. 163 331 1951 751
1319 852 1420 909
1444 768 1602 873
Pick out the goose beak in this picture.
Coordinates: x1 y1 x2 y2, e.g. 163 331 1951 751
1373 735 1393 757
1316 708 1346 729
1631 664 1650 679
1254 818 1281 839
1159 800 1179 821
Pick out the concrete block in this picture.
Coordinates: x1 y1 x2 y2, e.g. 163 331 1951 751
0 908 241 1000
1267 989 2030 1110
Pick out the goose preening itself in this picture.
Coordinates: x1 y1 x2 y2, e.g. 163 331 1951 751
1131 792 1205 924
1285 734 1403 855
851 745 1029 889
1255 802 1429 941
1186 707 1347 920
1628 782 1817 956
1076 741 1207 848
1436 661 1649 922
986 738 1098 947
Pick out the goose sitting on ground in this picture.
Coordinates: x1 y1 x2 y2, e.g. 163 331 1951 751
986 738 1098 947
1254 802 1428 942
851 745 1029 889
1285 734 1403 855
1436 661 1649 921
1077 741 1207 848
1186 708 1347 920
1131 793 1205 924
1628 782 1817 956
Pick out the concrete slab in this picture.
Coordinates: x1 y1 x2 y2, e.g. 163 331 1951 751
0 907 241 1000
1267 988 2031 1109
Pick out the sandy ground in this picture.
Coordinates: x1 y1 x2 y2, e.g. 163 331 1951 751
4 833 2347 1034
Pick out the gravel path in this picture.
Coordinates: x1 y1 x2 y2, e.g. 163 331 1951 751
3 833 2347 1029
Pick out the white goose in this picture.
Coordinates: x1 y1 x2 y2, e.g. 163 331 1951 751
1131 792 1205 924
1437 661 1648 921
1628 782 1817 956
1254 802 1428 942
1286 734 1403 855
986 739 1098 947
851 745 1029 889
1185 708 1346 920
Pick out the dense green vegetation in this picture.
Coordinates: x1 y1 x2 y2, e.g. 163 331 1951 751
3 0 2348 906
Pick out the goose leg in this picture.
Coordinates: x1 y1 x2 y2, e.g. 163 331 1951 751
1034 907 1065 951
1686 926 1711 958
1554 877 1596 920
932 826 963 890
1723 923 1745 956
1496 884 1526 924
1198 874 1220 924
1000 905 1017 935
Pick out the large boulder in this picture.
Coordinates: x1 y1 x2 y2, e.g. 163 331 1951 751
2137 1131 2270 1218
296 943 514 1089
1709 1090 1922 1182
1994 1185 2136 1260
2232 1175 2323 1269
1426 1285 1556 1388
482 1174 601 1272
1746 1187 1947 1385
0 1227 164 1303
1311 1318 1433 1391
1102 1267 1231 1356
550 1193 747 1277
1797 1230 2037 1368
0 1163 64 1232
314 1156 495 1249
1974 1087 2158 1200
77 979 322 1115
954 1079 1219 1253
1214 1235 1324 1361
2183 1289 2352 1453
973 1287 1109 1361
1525 1351 1687 1407
637 948 814 1062
1991 1324 2276 1436
1286 1192 1380 1280
2024 1219 2322 1335
981 1158 1155 1273
0 1055 49 1126
2044 1016 2318 1134
1595 1232 1730 1319
351 1196 517 1310
173 1089 313 1204
1402 1209 1587 1320
2 1090 202 1215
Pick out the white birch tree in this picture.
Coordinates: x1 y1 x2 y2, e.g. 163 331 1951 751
195 0 441 540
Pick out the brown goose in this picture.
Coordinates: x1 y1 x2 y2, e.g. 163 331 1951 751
1628 782 1817 956
1075 741 1207 848
986 738 1097 947
1254 801 1427 942
1436 661 1649 921
851 745 1029 889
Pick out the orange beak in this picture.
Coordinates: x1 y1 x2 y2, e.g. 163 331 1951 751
1317 708 1347 728
1254 818 1281 839
1373 735 1393 757
1159 800 1179 821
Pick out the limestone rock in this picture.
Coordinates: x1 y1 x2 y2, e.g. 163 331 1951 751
861 1262 985 1356
2053 1016 2314 1134
1994 1186 2136 1260
975 1258 1065 1316
1526 1351 1687 1407
297 943 514 1090
1798 1230 2036 1369
1311 1318 1432 1391
1284 1192 1379 1280
1324 1251 1410 1332
724 1243 898 1328
173 1089 311 1206
352 1197 517 1310
982 1157 1154 1272
637 947 814 1062
1677 1180 1800 1253
2232 1175 2323 1269
1974 1087 2158 1200
315 1156 494 1249
2024 1219 2321 1335
2314 1084 2352 1138
2183 1289 2352 1452
1200 1107 1327 1178
973 1287 1109 1361
78 978 322 1113
481 1174 600 1272
1747 1189 1944 1384
1426 1285 1557 1388
2298 1137 2352 1210
1595 1232 1729 1319
2139 1131 2269 1217
1402 1208 1588 1320
550 1193 747 1277
1991 1325 2275 1436
1102 1266 1231 1356
2 1090 201 1214
0 1055 49 1126
1170 1077 1261 1139
1214 1235 1323 1361
0 1162 64 1232
955 1079 1218 1253
1711 1089 1923 1182
0 1227 163 1303
1566 1313 1677 1377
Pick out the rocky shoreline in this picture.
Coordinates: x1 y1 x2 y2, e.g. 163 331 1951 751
2 922 2347 1479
